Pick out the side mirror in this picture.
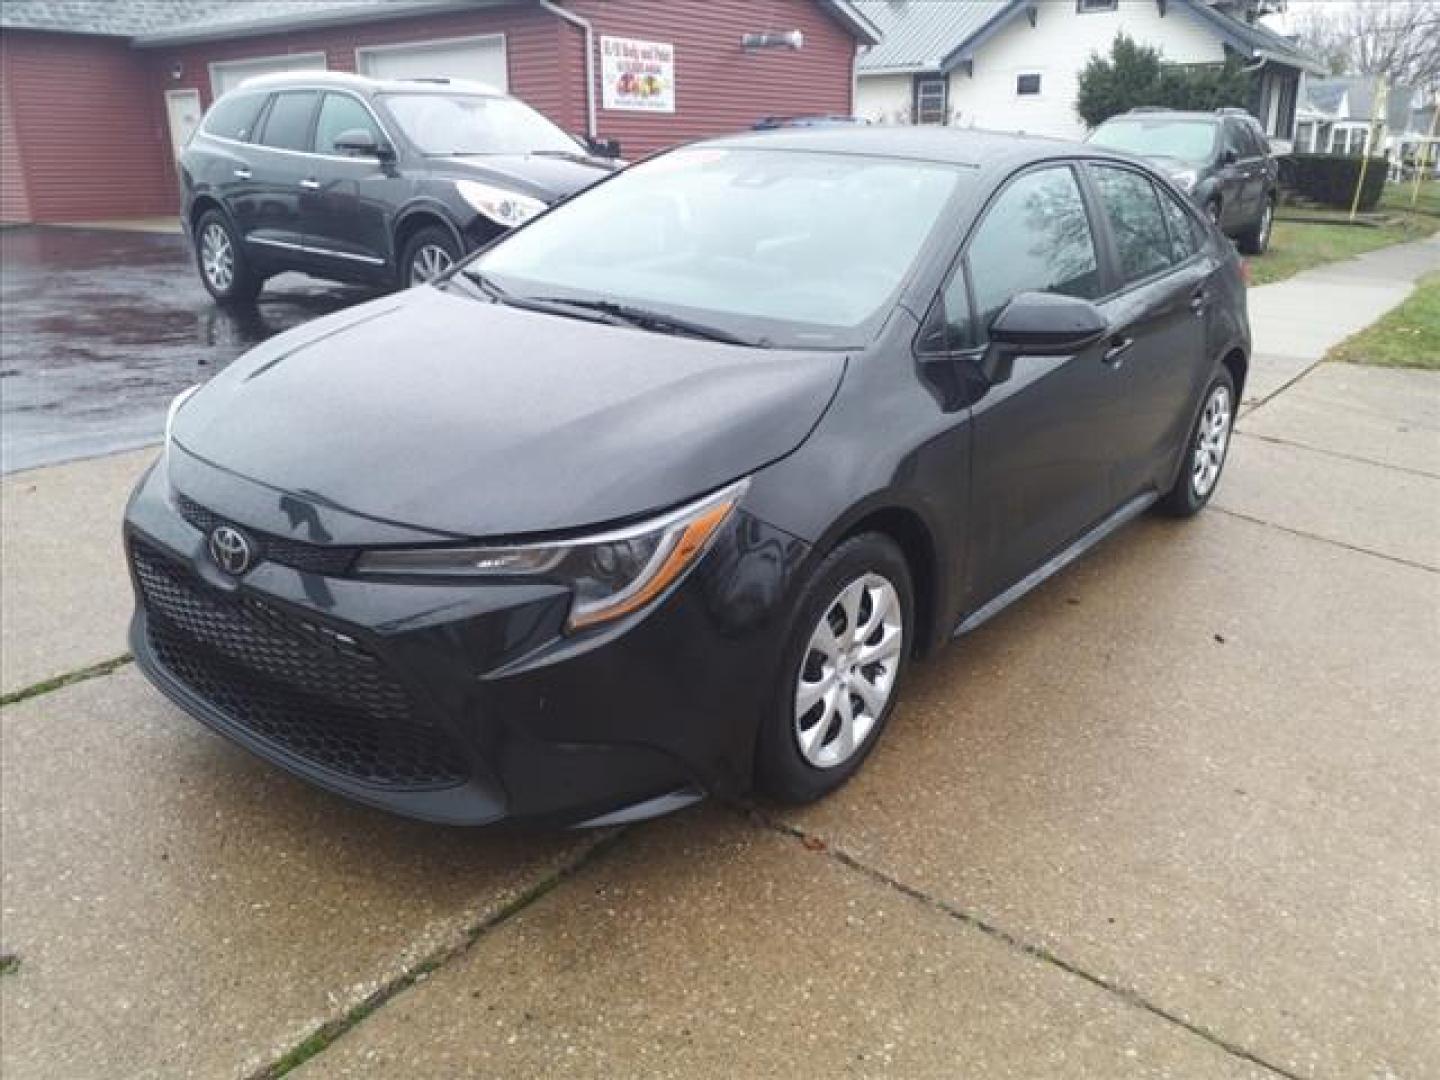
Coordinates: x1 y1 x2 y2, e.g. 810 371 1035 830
989 291 1108 356
582 134 622 159
333 128 395 160
1221 148 1238 166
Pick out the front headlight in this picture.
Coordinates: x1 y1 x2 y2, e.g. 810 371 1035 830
356 480 748 631
455 179 546 229
1170 169 1198 192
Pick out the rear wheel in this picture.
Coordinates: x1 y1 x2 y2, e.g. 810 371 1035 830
1158 369 1235 517
195 210 262 305
400 226 461 288
756 533 913 804
1238 196 1274 255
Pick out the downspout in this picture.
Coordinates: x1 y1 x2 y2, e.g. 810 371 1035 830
538 0 596 140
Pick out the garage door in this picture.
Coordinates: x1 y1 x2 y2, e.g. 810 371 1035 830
210 53 327 98
356 35 507 91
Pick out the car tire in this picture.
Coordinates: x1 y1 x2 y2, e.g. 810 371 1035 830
756 533 914 804
1158 368 1236 518
400 225 461 288
1237 196 1275 255
195 210 262 305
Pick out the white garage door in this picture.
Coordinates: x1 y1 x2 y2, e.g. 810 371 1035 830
209 53 327 98
357 35 507 92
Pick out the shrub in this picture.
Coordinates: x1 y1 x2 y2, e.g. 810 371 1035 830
1076 32 1252 128
1283 154 1389 210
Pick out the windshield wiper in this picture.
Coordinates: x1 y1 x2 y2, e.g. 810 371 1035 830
458 271 628 326
525 298 760 347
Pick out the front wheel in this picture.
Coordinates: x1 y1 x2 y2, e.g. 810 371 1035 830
1158 370 1236 517
400 226 461 288
756 533 913 804
1237 196 1275 255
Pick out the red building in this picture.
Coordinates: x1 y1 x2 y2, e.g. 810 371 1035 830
0 0 877 224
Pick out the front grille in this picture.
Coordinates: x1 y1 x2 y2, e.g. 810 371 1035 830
174 491 358 576
133 540 467 789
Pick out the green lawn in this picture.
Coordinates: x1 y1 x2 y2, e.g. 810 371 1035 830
1379 177 1440 218
1250 211 1439 286
1328 273 1440 370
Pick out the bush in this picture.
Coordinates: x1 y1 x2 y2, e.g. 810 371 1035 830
1283 154 1389 210
1076 32 1252 128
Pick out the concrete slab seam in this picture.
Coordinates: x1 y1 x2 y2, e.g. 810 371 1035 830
0 654 133 708
1210 507 1439 574
1231 431 1440 481
752 812 1308 1080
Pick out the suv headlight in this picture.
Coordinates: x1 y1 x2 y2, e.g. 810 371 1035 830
1170 169 1198 192
356 480 748 631
456 179 546 228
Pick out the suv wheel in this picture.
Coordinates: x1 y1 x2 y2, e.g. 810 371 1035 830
756 533 913 804
1158 369 1235 517
195 210 262 305
1238 196 1274 255
401 226 461 288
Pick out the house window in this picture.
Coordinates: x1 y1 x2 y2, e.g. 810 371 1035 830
1016 73 1041 96
914 76 948 125
1077 0 1119 11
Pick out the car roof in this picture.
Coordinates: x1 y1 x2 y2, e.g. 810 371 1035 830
699 124 1098 167
224 70 503 98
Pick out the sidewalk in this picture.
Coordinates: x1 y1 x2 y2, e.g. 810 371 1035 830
3 240 1438 1079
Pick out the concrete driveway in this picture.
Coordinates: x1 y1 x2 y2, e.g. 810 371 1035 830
2 238 1437 1079
0 228 380 474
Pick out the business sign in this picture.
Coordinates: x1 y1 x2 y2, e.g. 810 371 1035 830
601 36 675 113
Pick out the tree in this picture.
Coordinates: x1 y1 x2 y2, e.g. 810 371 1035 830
1076 33 1252 129
1291 1 1440 97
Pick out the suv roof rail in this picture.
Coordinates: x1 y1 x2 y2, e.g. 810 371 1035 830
1215 107 1251 116
1127 106 1172 113
403 77 451 84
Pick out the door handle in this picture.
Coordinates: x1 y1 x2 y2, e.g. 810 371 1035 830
300 178 321 190
233 167 251 179
1102 335 1133 366
1189 289 1208 315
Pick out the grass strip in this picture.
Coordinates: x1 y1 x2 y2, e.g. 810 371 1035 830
0 654 133 707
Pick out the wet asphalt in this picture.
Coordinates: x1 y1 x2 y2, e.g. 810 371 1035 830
0 227 381 474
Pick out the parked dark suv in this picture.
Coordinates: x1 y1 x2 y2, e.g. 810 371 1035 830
180 72 620 303
1088 108 1277 254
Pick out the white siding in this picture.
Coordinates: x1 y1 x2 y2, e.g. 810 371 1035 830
856 73 914 124
858 0 1228 139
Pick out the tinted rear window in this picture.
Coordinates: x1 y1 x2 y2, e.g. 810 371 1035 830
259 91 318 151
204 93 264 142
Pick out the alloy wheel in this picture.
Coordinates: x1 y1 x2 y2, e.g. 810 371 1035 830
201 222 234 292
1192 383 1232 498
409 243 454 286
1258 201 1273 249
794 573 904 769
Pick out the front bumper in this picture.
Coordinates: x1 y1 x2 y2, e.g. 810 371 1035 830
123 461 807 826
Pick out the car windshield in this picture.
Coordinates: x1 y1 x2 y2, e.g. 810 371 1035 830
380 92 581 156
1090 118 1218 163
469 148 969 347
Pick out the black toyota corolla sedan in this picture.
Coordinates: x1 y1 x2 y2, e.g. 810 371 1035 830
126 127 1248 827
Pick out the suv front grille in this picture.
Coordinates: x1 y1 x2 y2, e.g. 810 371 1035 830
174 491 358 576
132 540 467 790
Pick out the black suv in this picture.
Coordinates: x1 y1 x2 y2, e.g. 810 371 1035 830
180 72 620 303
1088 108 1277 254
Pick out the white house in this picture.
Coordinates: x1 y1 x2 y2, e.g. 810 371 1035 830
854 0 1322 142
1294 76 1433 162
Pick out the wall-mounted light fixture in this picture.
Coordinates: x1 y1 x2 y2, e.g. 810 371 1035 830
742 30 803 51
170 61 184 80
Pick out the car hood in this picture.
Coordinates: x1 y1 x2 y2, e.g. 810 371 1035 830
172 286 845 538
432 152 618 201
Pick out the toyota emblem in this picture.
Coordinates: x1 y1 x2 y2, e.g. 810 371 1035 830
208 525 254 576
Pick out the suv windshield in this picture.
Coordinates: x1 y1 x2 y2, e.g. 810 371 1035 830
470 148 969 348
380 92 580 156
1090 118 1218 163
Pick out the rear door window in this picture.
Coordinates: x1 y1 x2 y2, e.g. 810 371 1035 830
1158 186 1202 262
204 93 264 142
259 90 319 152
1090 164 1175 285
966 165 1102 334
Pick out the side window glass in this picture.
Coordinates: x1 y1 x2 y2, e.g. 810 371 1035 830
204 93 263 142
1223 120 1245 159
968 166 1101 334
259 90 318 152
1158 186 1201 262
314 93 383 155
918 268 974 354
1091 165 1174 284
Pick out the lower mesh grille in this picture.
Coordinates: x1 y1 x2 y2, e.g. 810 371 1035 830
132 540 467 789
